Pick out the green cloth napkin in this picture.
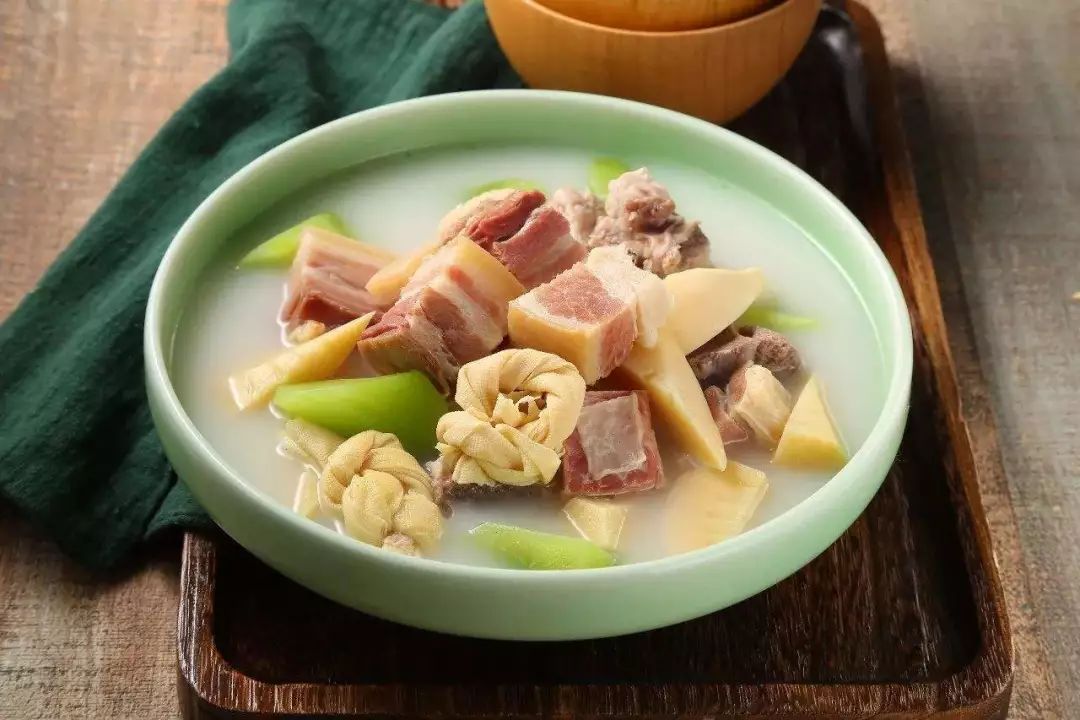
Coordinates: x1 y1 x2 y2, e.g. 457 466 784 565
0 0 517 570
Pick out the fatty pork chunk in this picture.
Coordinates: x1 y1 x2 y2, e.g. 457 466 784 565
690 326 801 446
588 168 712 277
508 246 671 384
562 390 664 496
357 236 525 393
281 228 396 328
463 189 587 289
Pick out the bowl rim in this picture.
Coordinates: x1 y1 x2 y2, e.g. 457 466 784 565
505 0 811 38
145 89 913 584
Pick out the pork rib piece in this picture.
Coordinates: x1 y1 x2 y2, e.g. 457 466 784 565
358 236 525 392
281 228 396 327
587 168 712 277
562 390 664 496
689 326 801 387
507 246 670 384
551 187 603 244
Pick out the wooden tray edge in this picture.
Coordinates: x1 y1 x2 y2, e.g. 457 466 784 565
850 0 1014 710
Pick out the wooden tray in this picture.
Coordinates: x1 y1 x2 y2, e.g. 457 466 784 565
177 4 1013 718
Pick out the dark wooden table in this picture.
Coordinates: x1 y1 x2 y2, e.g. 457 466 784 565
0 1 1074 717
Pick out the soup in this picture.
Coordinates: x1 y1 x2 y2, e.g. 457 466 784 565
173 144 885 569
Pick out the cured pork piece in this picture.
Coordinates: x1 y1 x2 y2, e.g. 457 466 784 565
437 188 516 244
588 168 711 277
464 190 586 289
463 189 546 249
281 228 396 327
562 390 664 496
357 236 525 392
507 246 670 383
366 189 585 304
488 205 586 289
615 327 728 470
585 245 671 347
365 188 517 307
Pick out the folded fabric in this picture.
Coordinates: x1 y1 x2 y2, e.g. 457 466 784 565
0 0 518 570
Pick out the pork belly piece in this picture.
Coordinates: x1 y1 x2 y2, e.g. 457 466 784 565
562 390 664 496
588 168 711 277
358 236 525 392
437 188 517 244
464 190 587 289
584 245 671 347
509 264 634 384
489 205 586 289
507 246 670 383
551 187 603 243
464 189 546 249
281 228 396 327
365 189 517 307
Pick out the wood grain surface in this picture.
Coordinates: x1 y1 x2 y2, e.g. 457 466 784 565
0 2 227 719
0 1 1073 718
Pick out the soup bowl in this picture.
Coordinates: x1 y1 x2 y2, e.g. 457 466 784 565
145 90 912 640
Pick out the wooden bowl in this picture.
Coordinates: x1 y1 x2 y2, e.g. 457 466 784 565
485 0 821 124
534 0 775 31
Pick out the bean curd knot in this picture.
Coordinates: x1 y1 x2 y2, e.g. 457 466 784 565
436 349 586 488
320 431 442 555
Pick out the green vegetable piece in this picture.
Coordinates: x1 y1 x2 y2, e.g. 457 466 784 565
470 522 616 570
238 213 352 268
588 157 631 197
272 372 447 457
737 304 818 332
465 178 543 200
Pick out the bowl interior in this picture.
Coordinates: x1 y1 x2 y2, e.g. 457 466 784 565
147 91 910 596
515 0 799 37
531 0 776 33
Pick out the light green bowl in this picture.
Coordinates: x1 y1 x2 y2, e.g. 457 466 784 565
145 90 912 640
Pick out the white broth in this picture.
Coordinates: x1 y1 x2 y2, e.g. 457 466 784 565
172 144 886 567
